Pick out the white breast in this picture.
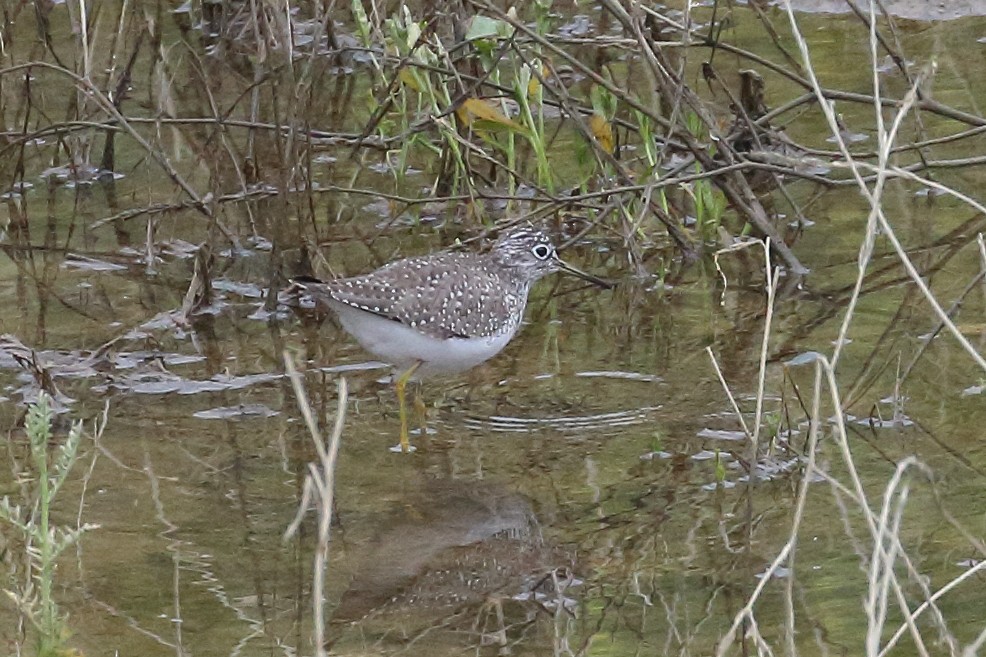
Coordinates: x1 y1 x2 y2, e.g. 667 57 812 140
329 300 520 378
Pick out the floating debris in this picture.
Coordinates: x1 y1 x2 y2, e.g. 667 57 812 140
62 254 129 272
575 370 663 383
696 428 747 441
192 404 279 420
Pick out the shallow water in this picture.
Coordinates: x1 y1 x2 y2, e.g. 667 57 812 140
2 2 986 656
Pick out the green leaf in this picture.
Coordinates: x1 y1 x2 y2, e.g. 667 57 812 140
464 15 506 42
715 450 727 483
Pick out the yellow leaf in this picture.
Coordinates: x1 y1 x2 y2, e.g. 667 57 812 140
456 97 527 134
398 66 422 92
589 112 614 154
527 63 549 100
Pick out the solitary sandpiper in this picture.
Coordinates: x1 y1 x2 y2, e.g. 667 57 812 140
292 226 611 452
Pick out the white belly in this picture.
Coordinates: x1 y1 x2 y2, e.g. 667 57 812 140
329 301 518 378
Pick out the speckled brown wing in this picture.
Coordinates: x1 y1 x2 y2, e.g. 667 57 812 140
324 251 527 340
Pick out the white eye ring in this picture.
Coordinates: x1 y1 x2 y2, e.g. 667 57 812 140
532 244 552 260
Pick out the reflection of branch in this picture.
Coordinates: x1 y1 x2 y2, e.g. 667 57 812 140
89 184 471 229
283 355 347 657
898 265 986 387
638 5 986 128
87 158 836 232
0 63 206 210
0 245 108 326
0 116 383 154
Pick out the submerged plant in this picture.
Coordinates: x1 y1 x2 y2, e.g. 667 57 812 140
682 112 727 240
0 393 101 657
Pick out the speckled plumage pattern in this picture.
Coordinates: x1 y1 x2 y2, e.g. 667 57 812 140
293 227 604 376
317 229 558 339
327 251 528 340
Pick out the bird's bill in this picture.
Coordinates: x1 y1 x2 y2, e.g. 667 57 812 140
555 257 614 289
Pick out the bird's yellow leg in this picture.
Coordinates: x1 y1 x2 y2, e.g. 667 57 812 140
395 361 422 453
414 387 428 439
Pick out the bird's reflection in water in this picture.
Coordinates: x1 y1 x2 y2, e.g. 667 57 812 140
330 478 578 650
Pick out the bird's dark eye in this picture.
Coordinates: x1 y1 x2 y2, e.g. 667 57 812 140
532 244 552 260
